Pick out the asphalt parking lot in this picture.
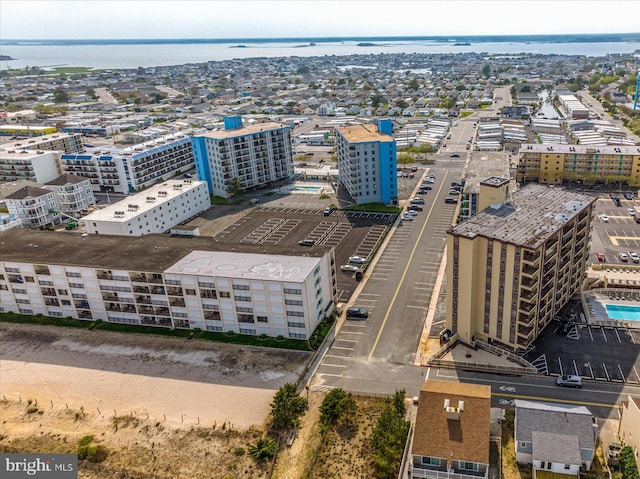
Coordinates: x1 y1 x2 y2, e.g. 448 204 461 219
220 207 395 301
591 196 640 264
523 319 640 384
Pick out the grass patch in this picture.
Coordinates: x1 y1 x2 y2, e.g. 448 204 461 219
49 66 95 74
343 203 402 214
502 410 532 479
309 315 335 350
459 111 474 118
0 312 312 351
210 195 229 205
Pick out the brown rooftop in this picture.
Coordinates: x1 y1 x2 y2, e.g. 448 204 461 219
0 229 331 272
45 174 89 186
412 380 491 463
337 123 393 143
5 185 52 200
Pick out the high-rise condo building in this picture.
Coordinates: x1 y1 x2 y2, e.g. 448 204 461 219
191 116 294 197
446 184 596 351
335 119 397 205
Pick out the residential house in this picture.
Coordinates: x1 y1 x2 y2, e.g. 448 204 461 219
5 186 60 228
618 395 640 461
410 380 491 479
44 174 95 218
515 400 598 475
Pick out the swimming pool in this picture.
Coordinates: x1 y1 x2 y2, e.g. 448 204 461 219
605 304 640 321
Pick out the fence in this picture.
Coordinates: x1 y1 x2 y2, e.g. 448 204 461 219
427 358 539 376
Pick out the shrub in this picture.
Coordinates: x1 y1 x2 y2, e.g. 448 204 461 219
234 447 246 457
78 435 94 447
77 434 108 463
248 437 277 464
26 406 38 414
619 446 639 479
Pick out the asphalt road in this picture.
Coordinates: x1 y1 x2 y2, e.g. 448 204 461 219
311 163 463 394
431 367 640 418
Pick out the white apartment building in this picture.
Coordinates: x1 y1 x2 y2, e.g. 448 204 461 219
191 116 294 197
0 149 60 183
5 185 61 228
0 213 22 232
335 119 398 205
81 179 209 236
44 174 95 218
0 230 337 340
0 132 85 154
59 133 195 194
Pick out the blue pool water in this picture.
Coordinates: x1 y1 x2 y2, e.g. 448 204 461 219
605 304 640 321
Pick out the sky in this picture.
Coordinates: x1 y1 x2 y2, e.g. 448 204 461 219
1 0 639 40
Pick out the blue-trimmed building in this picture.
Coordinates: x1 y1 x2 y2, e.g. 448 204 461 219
335 119 397 205
59 133 195 194
191 116 294 197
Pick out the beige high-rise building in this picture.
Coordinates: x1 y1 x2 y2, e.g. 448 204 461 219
446 184 596 351
517 143 640 186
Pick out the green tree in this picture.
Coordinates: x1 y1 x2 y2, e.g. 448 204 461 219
407 78 420 90
619 446 639 479
371 94 385 109
248 437 278 464
269 383 307 430
371 400 411 479
520 85 531 93
319 388 358 426
53 90 69 103
395 99 408 109
86 87 97 99
482 63 491 78
392 389 406 417
228 177 245 197
296 65 310 75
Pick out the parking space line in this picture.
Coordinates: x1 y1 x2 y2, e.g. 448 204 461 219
601 327 607 341
588 327 594 341
603 363 610 381
614 328 622 342
629 329 636 344
359 293 380 296
633 366 640 382
331 346 355 351
587 362 594 379
322 363 347 368
335 338 357 343
572 359 579 376
618 364 626 382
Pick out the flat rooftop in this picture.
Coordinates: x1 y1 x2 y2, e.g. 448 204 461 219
0 228 331 272
337 123 392 143
81 179 207 223
520 143 640 155
0 132 78 151
481 176 510 188
0 149 58 160
195 122 288 140
165 250 320 282
450 184 596 248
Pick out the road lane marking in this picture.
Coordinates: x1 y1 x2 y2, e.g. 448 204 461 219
368 176 448 360
493 392 621 409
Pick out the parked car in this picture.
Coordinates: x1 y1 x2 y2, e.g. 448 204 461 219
628 208 636 216
323 206 334 216
348 256 367 265
416 189 428 195
448 189 460 195
406 210 418 216
409 173 415 178
556 375 582 388
450 153 460 158
619 252 629 262
600 214 609 222
420 184 433 190
596 253 606 262
408 204 423 211
630 251 640 263
298 239 315 246
346 307 368 319
401 215 414 221
624 192 634 200
425 178 435 184
411 166 418 172
340 264 361 273
411 198 425 204
444 197 457 204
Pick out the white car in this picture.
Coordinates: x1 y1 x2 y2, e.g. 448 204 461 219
348 256 367 265
340 264 360 273
600 214 609 222
630 252 640 263
406 210 418 216
401 215 414 221
628 208 636 216
619 252 629 262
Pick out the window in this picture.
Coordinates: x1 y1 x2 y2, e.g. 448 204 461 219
285 299 303 306
283 288 302 295
232 284 250 291
564 465 570 470
219 291 230 298
235 295 251 302
459 462 478 471
421 457 441 466
257 316 268 322
185 289 196 295
520 442 526 448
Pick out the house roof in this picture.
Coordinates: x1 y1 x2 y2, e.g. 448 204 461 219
515 400 597 452
412 380 491 464
5 185 52 200
532 431 581 464
45 174 89 186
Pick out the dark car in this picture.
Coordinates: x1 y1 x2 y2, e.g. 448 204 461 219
450 154 460 158
346 307 368 319
444 197 458 204
298 239 315 246
624 192 634 200
408 204 423 211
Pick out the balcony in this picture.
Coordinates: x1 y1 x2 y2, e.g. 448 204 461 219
78 311 93 320
169 298 185 307
41 288 57 296
517 323 534 338
133 285 151 294
135 295 152 305
35 266 50 275
521 265 539 277
410 466 487 479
